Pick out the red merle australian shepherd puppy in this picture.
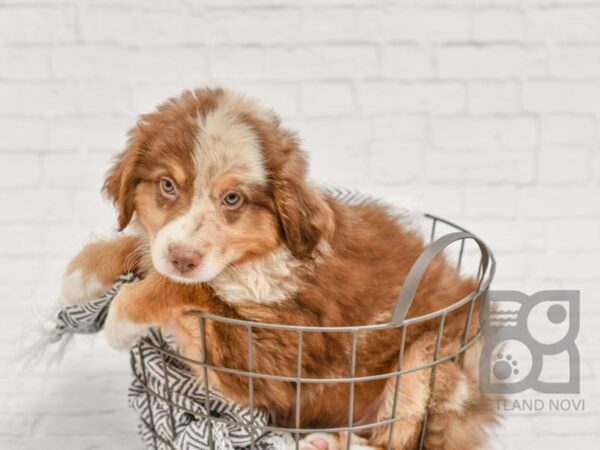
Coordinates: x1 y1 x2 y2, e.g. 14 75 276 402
62 88 494 449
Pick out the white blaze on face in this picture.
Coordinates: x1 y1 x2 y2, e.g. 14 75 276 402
151 196 223 283
151 92 270 283
193 94 269 190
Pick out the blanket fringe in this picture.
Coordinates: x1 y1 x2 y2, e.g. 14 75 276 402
16 299 71 367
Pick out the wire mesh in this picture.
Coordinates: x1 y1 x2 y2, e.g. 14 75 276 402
130 214 495 449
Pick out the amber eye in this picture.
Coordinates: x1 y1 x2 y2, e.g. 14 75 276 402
222 191 242 208
160 177 177 196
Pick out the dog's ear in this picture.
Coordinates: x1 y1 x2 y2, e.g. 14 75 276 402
270 139 334 259
102 134 141 231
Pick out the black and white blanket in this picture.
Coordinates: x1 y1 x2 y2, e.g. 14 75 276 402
34 273 291 450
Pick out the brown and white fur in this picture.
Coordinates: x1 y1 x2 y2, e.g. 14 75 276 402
62 88 495 449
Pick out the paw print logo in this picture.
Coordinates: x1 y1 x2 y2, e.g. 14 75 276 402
480 291 580 394
485 338 533 388
494 353 519 380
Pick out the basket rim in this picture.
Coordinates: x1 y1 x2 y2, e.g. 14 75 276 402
189 213 496 333
133 322 484 384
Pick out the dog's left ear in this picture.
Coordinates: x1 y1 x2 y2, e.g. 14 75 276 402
103 131 141 231
269 137 335 259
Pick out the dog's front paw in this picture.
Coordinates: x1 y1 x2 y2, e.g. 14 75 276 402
295 433 373 450
60 236 139 306
296 433 339 450
60 268 106 306
104 288 150 350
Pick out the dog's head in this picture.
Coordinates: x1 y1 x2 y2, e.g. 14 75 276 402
104 88 334 283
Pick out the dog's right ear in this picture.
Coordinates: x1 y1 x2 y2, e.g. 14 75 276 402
102 135 141 231
268 135 335 260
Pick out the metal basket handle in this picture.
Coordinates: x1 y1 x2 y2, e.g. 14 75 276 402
390 232 491 326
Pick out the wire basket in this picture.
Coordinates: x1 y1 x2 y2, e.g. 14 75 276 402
130 214 495 450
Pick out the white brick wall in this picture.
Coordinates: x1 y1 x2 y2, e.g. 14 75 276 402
1 0 598 448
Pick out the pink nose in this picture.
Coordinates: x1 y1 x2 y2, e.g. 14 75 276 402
168 245 202 274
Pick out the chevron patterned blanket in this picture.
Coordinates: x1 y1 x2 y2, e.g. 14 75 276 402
50 273 291 450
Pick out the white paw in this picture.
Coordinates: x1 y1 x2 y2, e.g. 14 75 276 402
60 269 105 305
294 433 372 450
104 299 150 350
295 433 339 450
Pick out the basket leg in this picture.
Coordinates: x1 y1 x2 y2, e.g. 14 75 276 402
429 218 438 243
199 317 214 449
456 239 465 273
346 331 358 450
247 326 256 450
417 314 446 450
386 325 407 450
295 330 304 450
457 294 477 368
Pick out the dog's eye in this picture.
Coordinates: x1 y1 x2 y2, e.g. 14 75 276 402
160 178 177 196
222 191 242 208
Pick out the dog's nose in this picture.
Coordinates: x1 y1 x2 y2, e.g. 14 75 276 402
168 245 202 274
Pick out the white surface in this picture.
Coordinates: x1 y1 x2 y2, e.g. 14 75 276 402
0 0 599 448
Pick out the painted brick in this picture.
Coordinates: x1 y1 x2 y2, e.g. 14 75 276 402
210 46 265 80
369 140 424 183
524 81 600 113
300 82 354 115
527 7 600 42
431 116 537 150
538 147 591 184
300 7 356 42
464 186 516 218
0 82 77 115
372 115 427 141
204 8 301 44
357 7 470 42
0 225 44 256
0 118 48 151
52 45 133 80
358 82 465 114
552 45 600 77
42 154 113 189
548 219 600 250
292 118 370 183
48 117 129 152
80 5 186 45
437 45 547 78
472 8 526 41
0 46 52 80
517 187 600 218
0 155 42 188
467 81 521 114
0 6 76 43
540 115 597 145
381 45 434 79
265 45 378 79
0 190 73 223
425 149 537 184
0 2 598 448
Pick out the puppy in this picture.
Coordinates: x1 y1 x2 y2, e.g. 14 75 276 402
63 88 494 449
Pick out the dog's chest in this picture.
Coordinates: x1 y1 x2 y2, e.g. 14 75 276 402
209 247 300 304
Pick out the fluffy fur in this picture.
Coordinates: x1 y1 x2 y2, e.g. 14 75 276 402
63 88 495 449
